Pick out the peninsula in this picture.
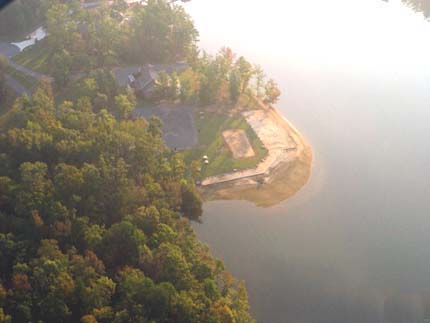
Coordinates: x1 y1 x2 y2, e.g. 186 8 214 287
199 99 312 207
0 0 312 321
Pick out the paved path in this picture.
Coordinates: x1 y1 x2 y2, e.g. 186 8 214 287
0 26 52 82
0 42 31 96
7 60 52 82
0 41 53 96
9 60 39 78
0 29 54 97
0 43 19 58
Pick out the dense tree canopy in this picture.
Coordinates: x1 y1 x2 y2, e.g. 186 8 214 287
126 0 198 63
41 0 198 79
172 47 281 106
0 85 254 322
0 1 285 321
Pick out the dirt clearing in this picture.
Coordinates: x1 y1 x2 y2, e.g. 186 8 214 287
222 129 256 159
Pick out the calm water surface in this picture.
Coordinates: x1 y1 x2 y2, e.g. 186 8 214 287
185 1 430 322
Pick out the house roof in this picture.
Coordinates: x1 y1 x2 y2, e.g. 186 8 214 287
134 64 158 91
113 62 189 89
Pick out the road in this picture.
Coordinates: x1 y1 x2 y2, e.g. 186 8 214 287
0 41 52 97
0 43 19 58
0 42 30 95
8 60 50 82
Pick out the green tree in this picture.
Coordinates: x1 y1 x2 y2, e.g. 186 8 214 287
0 81 254 322
100 221 146 269
115 94 135 120
128 0 198 63
181 183 203 219
153 243 193 290
236 56 254 94
15 162 54 219
264 78 281 104
52 49 72 87
229 70 241 103
253 65 266 98
178 68 201 103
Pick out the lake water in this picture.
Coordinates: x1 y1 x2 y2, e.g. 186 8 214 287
185 0 430 322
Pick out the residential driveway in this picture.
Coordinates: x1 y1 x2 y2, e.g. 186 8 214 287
0 43 19 58
0 30 51 97
133 105 198 150
8 60 51 81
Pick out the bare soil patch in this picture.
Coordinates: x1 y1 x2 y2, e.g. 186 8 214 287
201 103 313 207
222 129 256 159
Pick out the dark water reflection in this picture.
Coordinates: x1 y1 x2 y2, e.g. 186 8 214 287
186 0 430 322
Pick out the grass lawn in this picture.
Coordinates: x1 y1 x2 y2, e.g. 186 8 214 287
13 39 52 74
5 65 40 93
183 108 267 179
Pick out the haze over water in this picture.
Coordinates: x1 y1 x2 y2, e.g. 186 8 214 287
185 0 430 322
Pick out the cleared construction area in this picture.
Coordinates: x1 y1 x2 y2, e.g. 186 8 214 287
223 129 256 159
202 108 299 186
201 105 312 207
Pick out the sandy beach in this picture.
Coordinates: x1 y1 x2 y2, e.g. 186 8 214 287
201 104 313 207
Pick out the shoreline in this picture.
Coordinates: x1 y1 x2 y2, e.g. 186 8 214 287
200 103 313 207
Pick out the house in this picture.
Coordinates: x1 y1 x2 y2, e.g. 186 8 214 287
130 64 159 98
116 62 188 99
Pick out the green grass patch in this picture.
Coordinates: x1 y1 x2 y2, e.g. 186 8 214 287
5 65 39 92
13 39 52 74
195 112 229 146
183 109 267 179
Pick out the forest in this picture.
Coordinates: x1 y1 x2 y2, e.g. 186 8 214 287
0 1 255 322
7 0 280 106
0 81 253 322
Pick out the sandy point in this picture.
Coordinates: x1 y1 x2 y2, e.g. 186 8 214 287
201 104 313 207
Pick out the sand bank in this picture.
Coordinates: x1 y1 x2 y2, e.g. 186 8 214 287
201 105 313 207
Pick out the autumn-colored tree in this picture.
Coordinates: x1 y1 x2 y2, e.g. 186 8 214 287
0 75 254 322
